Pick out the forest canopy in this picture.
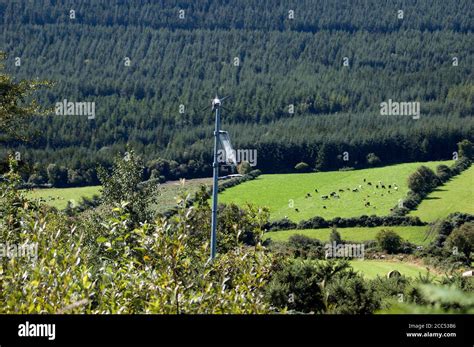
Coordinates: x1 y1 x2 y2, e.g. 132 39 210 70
0 0 473 185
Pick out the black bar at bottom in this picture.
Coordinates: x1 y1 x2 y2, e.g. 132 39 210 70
0 314 472 345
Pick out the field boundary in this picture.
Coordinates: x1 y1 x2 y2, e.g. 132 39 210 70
266 214 425 231
390 158 471 217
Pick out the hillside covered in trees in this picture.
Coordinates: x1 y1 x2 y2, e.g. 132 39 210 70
1 0 473 186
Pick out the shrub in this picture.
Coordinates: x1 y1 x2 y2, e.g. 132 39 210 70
266 218 297 231
444 222 474 258
431 213 474 248
375 229 403 254
436 164 452 183
297 216 329 229
325 275 380 314
237 161 252 174
287 234 325 259
451 157 471 175
407 166 439 194
366 153 381 166
458 139 474 160
265 259 380 314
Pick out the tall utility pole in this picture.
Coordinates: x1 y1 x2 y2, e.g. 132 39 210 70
210 96 221 260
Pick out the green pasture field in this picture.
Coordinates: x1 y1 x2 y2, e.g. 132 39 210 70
264 225 433 245
410 165 474 221
26 186 101 209
348 260 436 279
219 161 453 221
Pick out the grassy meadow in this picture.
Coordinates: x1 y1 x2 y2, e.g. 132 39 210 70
349 260 436 279
264 225 433 245
410 165 474 221
25 178 212 212
219 161 453 221
26 186 101 209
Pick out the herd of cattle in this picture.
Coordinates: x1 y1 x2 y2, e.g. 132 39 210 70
294 178 399 212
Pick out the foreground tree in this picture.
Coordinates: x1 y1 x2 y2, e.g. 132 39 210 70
98 149 159 225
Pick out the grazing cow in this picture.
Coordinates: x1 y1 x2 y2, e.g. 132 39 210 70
367 182 372 186
394 187 398 191
381 185 386 189
388 185 392 189
388 190 391 194
347 188 351 191
323 206 327 209
339 189 344 193
330 192 336 196
321 195 329 200
358 185 362 189
352 188 358 192
365 202 371 207
363 178 366 182
376 185 379 189
315 189 318 192
295 208 299 212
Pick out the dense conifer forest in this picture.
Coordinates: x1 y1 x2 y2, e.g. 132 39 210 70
1 0 473 185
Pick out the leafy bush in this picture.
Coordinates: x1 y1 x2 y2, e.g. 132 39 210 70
431 213 474 248
444 222 474 258
458 139 474 160
451 157 471 175
436 164 452 183
237 161 252 174
265 259 380 314
98 149 158 225
407 166 439 194
369 275 412 309
283 234 325 259
375 229 403 254
366 153 381 166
